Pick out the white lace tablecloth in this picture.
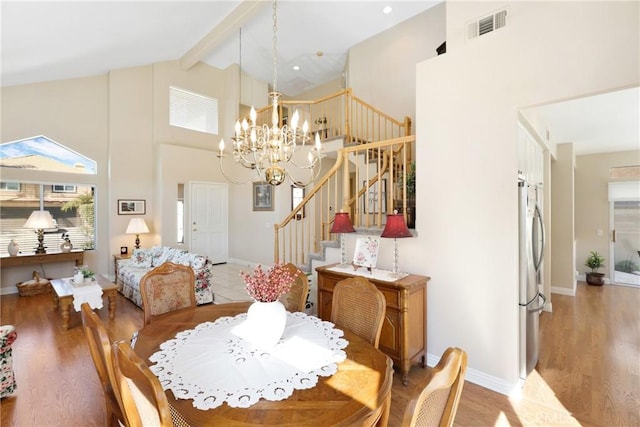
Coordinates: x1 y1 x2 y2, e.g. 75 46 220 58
69 280 103 311
148 311 348 410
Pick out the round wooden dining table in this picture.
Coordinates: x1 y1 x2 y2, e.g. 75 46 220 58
133 302 393 426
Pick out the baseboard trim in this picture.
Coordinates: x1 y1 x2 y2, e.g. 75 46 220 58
426 352 516 396
551 285 575 296
1 286 19 295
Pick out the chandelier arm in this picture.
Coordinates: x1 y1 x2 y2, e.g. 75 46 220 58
217 156 260 185
283 159 324 188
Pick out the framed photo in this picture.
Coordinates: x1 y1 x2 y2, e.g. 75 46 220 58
118 199 146 215
362 179 387 214
253 182 274 211
291 186 305 219
352 237 381 269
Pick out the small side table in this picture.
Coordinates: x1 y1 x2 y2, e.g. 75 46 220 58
50 275 118 330
113 254 130 284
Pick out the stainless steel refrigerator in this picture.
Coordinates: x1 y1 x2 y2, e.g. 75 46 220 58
518 174 547 381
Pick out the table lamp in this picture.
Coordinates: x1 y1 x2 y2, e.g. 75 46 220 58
126 218 149 249
330 212 356 267
24 210 56 254
381 212 413 278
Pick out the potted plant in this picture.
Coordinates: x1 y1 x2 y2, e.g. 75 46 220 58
585 251 605 286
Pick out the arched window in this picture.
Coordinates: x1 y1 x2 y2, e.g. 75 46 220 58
0 136 97 253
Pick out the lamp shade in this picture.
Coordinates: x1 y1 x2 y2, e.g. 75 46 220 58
125 218 150 234
381 214 412 239
330 212 355 234
24 210 56 229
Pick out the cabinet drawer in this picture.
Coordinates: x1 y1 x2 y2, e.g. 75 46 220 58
378 287 400 309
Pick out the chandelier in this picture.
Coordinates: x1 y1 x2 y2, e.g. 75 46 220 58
217 0 323 187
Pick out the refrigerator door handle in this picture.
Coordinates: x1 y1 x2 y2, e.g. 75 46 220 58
527 292 547 313
532 203 545 272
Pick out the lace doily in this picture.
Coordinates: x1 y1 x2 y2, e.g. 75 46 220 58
148 311 348 410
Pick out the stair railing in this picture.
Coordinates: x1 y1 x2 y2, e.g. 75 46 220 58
274 135 416 267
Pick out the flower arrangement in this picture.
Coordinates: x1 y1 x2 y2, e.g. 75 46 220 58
240 263 295 303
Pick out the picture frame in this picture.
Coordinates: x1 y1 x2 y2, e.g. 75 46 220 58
362 179 387 214
253 182 274 211
352 237 381 269
120 246 128 255
291 186 305 219
117 199 146 215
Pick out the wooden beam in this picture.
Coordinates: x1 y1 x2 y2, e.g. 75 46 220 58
179 0 268 71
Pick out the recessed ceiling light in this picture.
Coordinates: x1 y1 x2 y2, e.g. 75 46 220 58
293 65 300 71
383 6 392 14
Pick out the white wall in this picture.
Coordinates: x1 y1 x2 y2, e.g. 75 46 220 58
414 1 639 393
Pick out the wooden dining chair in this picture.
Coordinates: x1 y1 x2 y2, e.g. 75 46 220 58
80 303 126 427
140 262 196 326
112 340 175 427
279 263 309 312
401 347 468 427
330 277 386 348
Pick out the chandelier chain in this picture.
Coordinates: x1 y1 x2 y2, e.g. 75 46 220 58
272 0 278 93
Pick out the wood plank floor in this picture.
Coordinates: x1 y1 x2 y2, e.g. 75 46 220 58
1 281 638 426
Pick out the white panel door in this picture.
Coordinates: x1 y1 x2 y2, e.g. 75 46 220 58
188 181 228 264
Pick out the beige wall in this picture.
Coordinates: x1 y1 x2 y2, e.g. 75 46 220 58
575 150 640 279
415 0 639 393
551 143 576 293
348 3 446 125
1 76 110 289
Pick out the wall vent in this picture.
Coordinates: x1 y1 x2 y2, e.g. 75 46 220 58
468 9 508 39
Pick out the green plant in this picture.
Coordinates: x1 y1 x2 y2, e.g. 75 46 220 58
585 251 605 273
81 268 94 279
405 162 416 198
615 259 640 273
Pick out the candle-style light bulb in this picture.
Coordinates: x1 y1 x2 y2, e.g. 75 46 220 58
291 110 299 128
315 132 322 151
242 118 249 131
234 120 241 137
250 106 257 123
218 139 225 154
302 120 309 135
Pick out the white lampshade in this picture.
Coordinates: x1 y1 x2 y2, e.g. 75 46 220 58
125 218 150 234
24 210 56 229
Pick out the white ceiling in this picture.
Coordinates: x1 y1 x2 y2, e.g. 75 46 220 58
1 1 638 156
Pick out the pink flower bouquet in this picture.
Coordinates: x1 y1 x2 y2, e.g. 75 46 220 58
240 263 295 303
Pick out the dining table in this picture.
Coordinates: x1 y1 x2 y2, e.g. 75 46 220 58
133 301 393 426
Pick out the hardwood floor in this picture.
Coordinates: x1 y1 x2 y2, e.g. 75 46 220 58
1 280 638 426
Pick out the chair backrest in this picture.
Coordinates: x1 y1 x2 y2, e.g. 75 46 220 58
140 262 196 325
80 303 125 425
402 347 468 427
279 263 309 312
330 277 386 348
112 340 173 427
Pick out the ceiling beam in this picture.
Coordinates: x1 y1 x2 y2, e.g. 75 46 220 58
179 0 269 71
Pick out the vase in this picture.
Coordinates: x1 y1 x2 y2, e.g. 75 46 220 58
245 300 287 348
7 239 19 256
60 240 73 253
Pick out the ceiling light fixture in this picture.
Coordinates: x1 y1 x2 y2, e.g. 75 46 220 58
383 6 393 14
293 65 300 71
217 0 323 187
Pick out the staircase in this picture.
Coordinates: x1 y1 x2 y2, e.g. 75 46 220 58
247 89 415 271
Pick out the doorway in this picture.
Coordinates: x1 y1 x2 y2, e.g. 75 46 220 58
187 181 229 264
610 200 640 287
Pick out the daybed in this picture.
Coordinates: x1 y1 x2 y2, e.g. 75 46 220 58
116 246 214 308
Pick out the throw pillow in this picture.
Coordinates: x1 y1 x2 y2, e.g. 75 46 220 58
131 249 152 268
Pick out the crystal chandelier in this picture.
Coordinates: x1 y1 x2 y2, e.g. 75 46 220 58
217 0 323 187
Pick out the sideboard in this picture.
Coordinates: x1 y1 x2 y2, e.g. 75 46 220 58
316 264 429 385
0 250 84 268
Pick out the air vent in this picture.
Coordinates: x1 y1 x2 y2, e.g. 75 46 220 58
468 9 508 39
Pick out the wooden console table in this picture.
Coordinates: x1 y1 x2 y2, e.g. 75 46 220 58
0 250 84 268
316 264 429 385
